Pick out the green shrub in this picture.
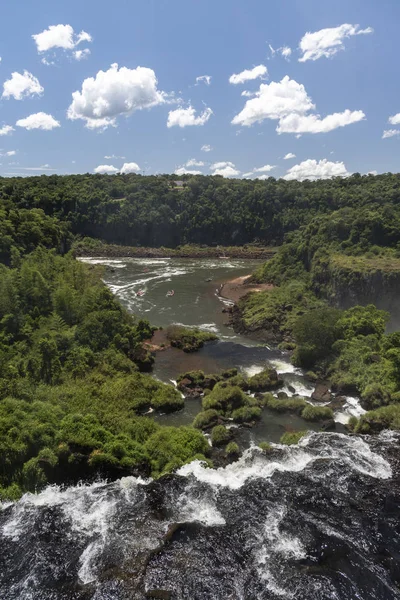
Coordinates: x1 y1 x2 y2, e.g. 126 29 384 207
280 431 307 445
248 368 282 392
354 404 400 433
265 396 306 413
301 404 333 421
145 426 209 474
202 384 248 414
225 442 240 456
193 409 219 429
231 406 262 423
259 441 272 452
211 425 231 446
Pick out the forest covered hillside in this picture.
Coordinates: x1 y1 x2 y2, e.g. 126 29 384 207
2 172 400 249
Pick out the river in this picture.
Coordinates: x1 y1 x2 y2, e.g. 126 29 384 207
1 257 399 599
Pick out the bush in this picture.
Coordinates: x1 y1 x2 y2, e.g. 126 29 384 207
231 406 262 423
202 384 248 414
259 441 272 452
211 425 231 446
225 442 240 456
152 386 184 413
193 409 219 429
166 326 217 352
301 404 333 421
248 368 282 392
145 426 209 475
354 404 400 433
280 431 307 445
265 396 306 413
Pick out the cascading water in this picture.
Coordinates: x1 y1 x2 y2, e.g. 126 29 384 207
1 432 400 600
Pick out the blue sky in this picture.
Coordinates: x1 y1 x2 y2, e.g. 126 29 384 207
0 0 399 180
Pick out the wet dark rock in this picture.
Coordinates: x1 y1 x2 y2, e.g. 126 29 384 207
311 383 332 403
328 396 347 411
146 590 172 599
288 385 296 394
277 391 289 400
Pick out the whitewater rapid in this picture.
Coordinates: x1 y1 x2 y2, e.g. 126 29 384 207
1 431 399 600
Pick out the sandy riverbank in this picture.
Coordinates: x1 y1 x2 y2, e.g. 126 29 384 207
219 275 273 304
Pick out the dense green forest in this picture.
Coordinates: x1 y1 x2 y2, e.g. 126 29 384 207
2 172 400 251
0 242 208 500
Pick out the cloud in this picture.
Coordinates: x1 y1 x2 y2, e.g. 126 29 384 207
74 49 91 61
201 144 212 152
232 76 365 135
167 106 213 128
32 24 92 52
298 24 373 62
2 71 43 100
232 76 314 127
382 129 400 139
253 164 275 173
255 174 272 180
186 158 204 167
94 164 118 174
104 154 126 159
388 114 400 125
0 125 14 136
0 150 17 157
283 158 350 181
210 161 240 178
277 109 365 134
196 75 211 86
68 63 167 129
283 152 296 159
120 162 140 174
229 65 268 85
16 112 61 130
281 47 292 59
19 165 56 171
175 167 202 176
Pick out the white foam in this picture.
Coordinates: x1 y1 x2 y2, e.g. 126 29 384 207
334 396 366 425
177 432 392 489
269 359 298 374
242 365 265 377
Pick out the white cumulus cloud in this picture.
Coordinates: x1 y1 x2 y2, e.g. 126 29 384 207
229 65 268 85
388 114 400 125
284 158 350 181
74 49 91 61
196 75 211 86
232 76 365 135
2 71 43 100
277 109 365 134
253 164 275 173
16 112 61 130
94 164 118 174
0 125 14 136
210 161 240 178
283 152 296 159
201 144 212 152
32 24 92 52
68 63 166 129
120 162 140 174
175 167 202 176
298 24 373 62
186 158 204 167
167 106 213 128
382 129 400 139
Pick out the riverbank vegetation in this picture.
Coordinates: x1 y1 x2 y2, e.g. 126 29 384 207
236 201 400 432
0 244 212 500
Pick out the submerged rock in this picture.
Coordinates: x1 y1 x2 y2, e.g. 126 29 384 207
311 383 332 403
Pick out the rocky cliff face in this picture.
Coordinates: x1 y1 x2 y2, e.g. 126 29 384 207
326 255 400 331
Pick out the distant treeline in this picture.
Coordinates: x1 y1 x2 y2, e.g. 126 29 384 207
2 172 400 253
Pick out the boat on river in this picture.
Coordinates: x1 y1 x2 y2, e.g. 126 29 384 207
136 289 145 297
166 290 175 297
